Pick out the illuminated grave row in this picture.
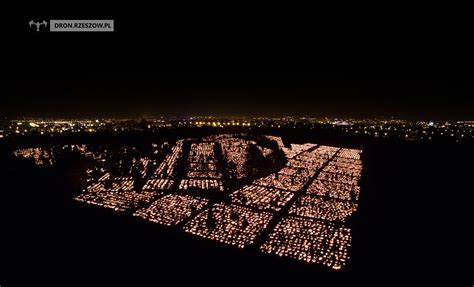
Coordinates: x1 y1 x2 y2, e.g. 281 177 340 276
134 194 208 226
74 191 158 212
230 185 294 212
154 140 184 178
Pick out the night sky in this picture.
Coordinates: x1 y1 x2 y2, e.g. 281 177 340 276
2 73 473 120
3 2 473 121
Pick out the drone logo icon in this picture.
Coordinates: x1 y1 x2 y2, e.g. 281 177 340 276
29 20 48 31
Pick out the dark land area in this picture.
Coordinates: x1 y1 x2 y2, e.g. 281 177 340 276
0 127 471 286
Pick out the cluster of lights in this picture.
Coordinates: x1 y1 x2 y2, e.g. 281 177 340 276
85 182 108 193
179 179 224 191
192 121 251 127
324 158 362 177
253 145 340 192
289 196 358 222
278 166 314 178
304 151 363 200
188 142 216 163
308 145 340 160
74 191 158 212
287 145 338 172
186 142 223 179
188 162 218 171
260 216 352 270
134 194 208 226
136 157 152 178
13 148 54 165
61 144 88 154
182 141 225 191
282 143 318 159
96 173 132 182
254 173 307 192
85 180 134 193
307 180 360 201
219 137 251 179
202 134 234 141
186 164 222 179
154 140 184 178
230 185 294 211
142 178 174 191
286 158 318 171
318 172 359 186
5 119 117 136
337 148 362 160
332 156 362 166
184 203 273 248
85 168 105 182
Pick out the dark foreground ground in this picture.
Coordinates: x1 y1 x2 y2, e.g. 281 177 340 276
0 129 472 286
